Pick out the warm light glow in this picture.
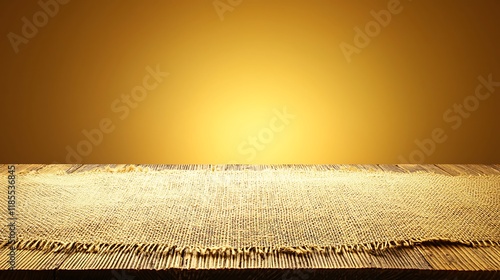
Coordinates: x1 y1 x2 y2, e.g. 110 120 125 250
1 1 499 163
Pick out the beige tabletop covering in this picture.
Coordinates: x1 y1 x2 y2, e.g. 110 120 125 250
1 165 499 260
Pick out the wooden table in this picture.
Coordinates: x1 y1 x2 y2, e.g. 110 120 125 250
1 164 499 280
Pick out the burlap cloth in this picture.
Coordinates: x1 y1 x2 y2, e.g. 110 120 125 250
1 166 499 256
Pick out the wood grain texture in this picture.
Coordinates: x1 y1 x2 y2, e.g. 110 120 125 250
0 164 498 278
417 164 453 175
397 164 428 173
6 245 495 270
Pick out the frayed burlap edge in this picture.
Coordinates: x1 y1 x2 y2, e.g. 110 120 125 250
2 238 499 257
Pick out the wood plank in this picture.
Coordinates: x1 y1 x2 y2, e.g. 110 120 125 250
447 164 481 175
0 164 8 173
462 164 492 175
142 164 163 171
435 164 465 176
473 246 500 269
70 164 102 172
0 248 71 270
474 164 500 175
3 164 499 275
0 270 54 279
377 164 407 173
328 164 362 172
416 164 452 175
434 164 466 176
396 164 428 173
417 245 459 271
490 164 500 173
33 247 441 270
143 164 167 171
36 164 75 174
353 164 383 172
416 244 500 271
66 164 83 174
15 164 45 174
71 164 127 173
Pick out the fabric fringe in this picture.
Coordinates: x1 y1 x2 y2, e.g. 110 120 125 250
2 238 499 256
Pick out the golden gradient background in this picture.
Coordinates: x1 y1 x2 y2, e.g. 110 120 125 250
1 0 499 164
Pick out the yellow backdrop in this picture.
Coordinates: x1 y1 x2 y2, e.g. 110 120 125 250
1 0 499 164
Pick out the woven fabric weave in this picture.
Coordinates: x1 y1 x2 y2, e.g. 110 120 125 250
1 166 499 255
